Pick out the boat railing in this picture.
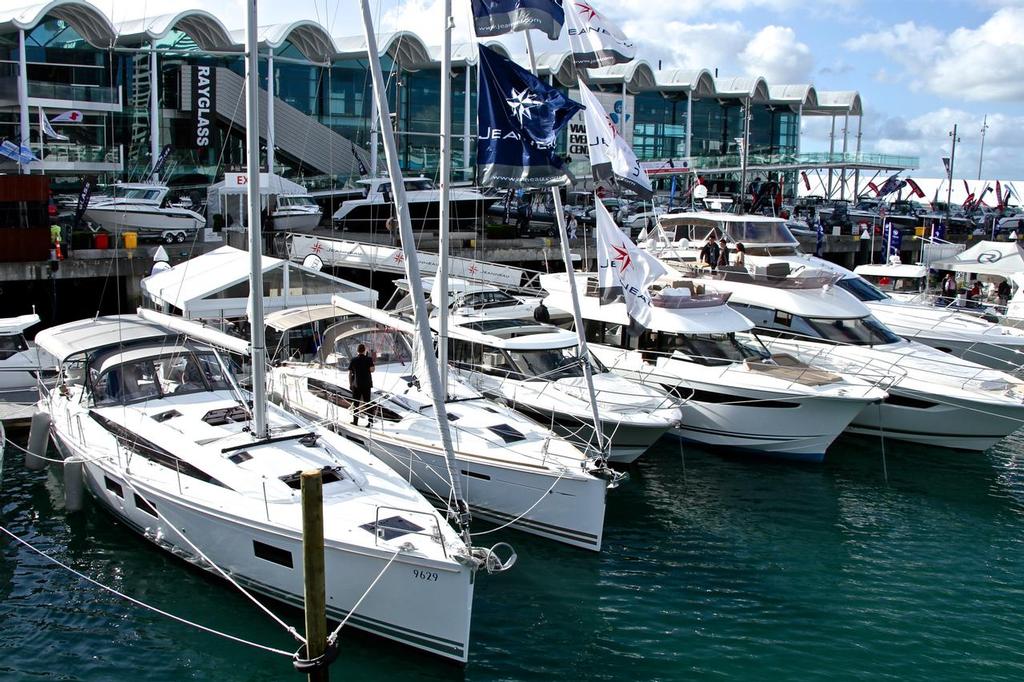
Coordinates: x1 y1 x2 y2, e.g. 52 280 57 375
753 329 1014 393
372 505 450 559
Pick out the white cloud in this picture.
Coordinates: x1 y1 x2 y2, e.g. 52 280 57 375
845 8 1024 101
739 25 813 82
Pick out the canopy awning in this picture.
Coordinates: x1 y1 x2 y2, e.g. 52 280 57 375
932 241 1024 278
142 246 377 320
0 313 41 335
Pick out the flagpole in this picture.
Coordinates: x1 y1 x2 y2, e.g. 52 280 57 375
522 32 607 459
359 0 470 538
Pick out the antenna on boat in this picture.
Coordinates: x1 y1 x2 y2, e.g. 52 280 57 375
244 0 269 440
358 0 471 540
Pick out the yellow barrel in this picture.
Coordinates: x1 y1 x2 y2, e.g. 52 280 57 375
123 231 138 249
914 226 926 237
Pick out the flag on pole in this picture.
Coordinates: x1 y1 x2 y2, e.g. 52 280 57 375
50 110 83 123
595 197 668 329
801 171 811 192
351 142 368 176
904 177 925 199
576 79 651 198
876 174 903 198
39 107 69 141
997 180 1004 210
867 181 880 195
941 157 951 176
150 144 172 179
564 1 636 69
882 222 902 259
0 139 37 164
476 45 583 188
471 0 564 40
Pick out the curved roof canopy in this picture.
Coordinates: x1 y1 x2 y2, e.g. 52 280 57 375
229 21 337 63
432 40 510 67
767 84 819 109
653 68 716 97
587 60 657 94
115 10 235 51
533 51 577 87
335 31 432 69
805 90 862 116
715 76 770 102
0 0 115 47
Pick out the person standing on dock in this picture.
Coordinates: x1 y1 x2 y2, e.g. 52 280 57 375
717 236 730 268
941 272 957 305
699 233 720 271
348 344 375 426
567 213 578 240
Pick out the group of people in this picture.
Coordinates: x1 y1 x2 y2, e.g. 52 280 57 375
940 272 1013 307
698 233 746 270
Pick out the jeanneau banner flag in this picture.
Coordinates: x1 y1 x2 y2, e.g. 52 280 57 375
471 0 565 40
577 79 652 198
564 1 636 68
477 45 583 188
596 197 668 329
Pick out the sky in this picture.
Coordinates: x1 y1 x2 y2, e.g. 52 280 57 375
85 0 1024 180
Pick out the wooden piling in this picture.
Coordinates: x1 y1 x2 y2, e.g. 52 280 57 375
301 469 328 682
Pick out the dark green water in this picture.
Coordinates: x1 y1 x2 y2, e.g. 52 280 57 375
3 431 1024 681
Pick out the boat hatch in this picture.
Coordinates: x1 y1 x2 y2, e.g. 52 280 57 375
488 424 527 444
203 405 250 426
279 466 344 490
361 516 425 541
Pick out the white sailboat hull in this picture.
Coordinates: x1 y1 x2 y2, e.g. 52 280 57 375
48 414 474 662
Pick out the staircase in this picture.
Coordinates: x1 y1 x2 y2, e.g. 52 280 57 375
181 66 369 178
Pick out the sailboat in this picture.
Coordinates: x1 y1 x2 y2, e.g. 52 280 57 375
33 0 486 663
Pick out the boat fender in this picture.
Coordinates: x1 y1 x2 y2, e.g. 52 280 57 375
26 411 51 471
63 455 86 512
292 640 340 674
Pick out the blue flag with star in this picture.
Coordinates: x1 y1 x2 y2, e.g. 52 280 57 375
476 45 583 188
471 0 565 41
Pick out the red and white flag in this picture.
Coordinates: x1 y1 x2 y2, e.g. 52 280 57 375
50 110 83 123
39 108 69 141
905 178 925 199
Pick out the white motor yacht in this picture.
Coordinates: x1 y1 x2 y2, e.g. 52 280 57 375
646 212 1024 374
441 316 682 464
697 264 1024 451
271 194 323 231
84 183 205 243
331 177 496 230
0 313 56 401
541 273 888 462
36 314 481 662
268 306 613 551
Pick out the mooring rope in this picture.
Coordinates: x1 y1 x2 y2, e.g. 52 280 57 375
0 524 294 657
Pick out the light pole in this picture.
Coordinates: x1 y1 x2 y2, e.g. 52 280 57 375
978 114 988 180
946 124 960 216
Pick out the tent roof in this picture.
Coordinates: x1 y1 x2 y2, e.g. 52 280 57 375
932 240 1024 277
653 68 716 97
211 172 310 196
0 0 115 47
143 245 277 313
587 60 657 94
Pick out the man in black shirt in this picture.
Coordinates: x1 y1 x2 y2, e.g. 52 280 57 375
348 343 375 425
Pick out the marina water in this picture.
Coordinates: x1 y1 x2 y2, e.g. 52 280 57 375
2 432 1024 680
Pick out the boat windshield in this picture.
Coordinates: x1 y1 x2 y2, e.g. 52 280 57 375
404 179 435 191
278 196 317 207
836 277 890 302
0 333 28 360
731 303 902 346
333 328 412 366
507 346 607 380
118 188 162 201
723 221 798 246
91 349 233 406
457 290 520 310
647 332 765 367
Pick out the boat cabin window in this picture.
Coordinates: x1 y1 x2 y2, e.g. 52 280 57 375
730 303 900 346
457 291 519 310
640 332 764 366
836 277 890 302
584 320 627 347
450 339 516 377
0 333 28 360
277 196 317 207
404 179 435 191
507 346 607 380
333 329 412 367
91 349 232 406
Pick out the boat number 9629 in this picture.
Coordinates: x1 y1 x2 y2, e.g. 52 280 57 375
413 569 438 582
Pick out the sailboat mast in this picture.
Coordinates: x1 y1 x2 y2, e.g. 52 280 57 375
522 33 607 457
358 0 470 532
437 0 453 395
245 0 269 439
